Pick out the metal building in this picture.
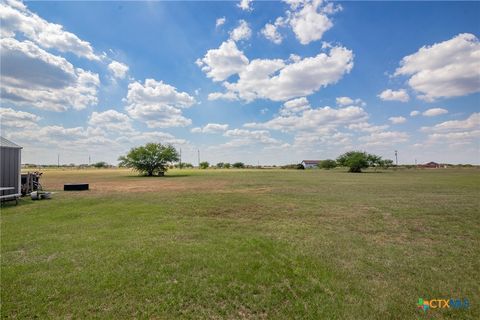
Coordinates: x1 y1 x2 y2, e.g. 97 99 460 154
1 136 22 202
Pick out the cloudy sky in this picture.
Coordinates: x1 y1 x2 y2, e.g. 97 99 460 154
0 0 479 165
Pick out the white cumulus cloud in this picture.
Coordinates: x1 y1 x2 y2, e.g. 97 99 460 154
394 33 480 101
0 37 99 111
237 0 253 11
289 0 341 45
216 17 226 28
378 89 410 102
422 108 448 117
336 96 365 107
359 131 409 147
125 79 195 128
410 110 420 117
389 116 407 124
421 113 479 132
246 105 367 132
108 60 129 79
208 45 353 102
0 0 100 60
0 107 40 129
195 40 249 82
420 113 480 147
229 20 251 42
261 17 286 44
279 97 311 116
191 123 229 133
89 110 133 132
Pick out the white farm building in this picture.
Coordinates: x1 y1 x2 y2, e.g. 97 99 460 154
301 160 320 169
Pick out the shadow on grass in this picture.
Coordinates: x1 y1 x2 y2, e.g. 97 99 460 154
0 197 37 209
122 173 192 179
334 169 392 174
360 171 390 174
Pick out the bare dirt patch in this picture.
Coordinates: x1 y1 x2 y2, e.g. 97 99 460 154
37 169 231 194
91 179 230 194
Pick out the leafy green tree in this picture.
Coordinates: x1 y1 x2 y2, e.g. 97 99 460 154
232 162 245 168
318 159 337 169
224 163 231 169
199 161 210 169
216 162 224 168
336 151 371 173
379 159 394 169
366 154 383 167
93 161 108 168
118 143 179 176
176 162 193 169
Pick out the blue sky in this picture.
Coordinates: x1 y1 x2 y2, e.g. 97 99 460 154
1 0 479 165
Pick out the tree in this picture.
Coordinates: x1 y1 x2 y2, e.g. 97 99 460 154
224 163 231 169
118 143 179 176
232 162 245 168
379 159 394 169
367 154 383 167
336 151 371 173
318 159 337 169
93 161 108 168
199 161 209 169
216 162 224 168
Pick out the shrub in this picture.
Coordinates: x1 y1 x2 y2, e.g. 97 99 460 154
232 162 245 168
199 161 210 169
92 161 109 168
318 159 337 169
281 164 304 169
336 151 371 173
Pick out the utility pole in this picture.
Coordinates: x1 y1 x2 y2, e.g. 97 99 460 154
57 154 60 167
395 150 398 166
89 155 91 166
197 149 200 167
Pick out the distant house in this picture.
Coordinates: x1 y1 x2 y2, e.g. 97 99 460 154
419 161 441 168
301 160 320 169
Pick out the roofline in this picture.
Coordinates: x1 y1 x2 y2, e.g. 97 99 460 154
0 136 23 149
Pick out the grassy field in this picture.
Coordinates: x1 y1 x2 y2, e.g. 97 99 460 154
1 168 479 319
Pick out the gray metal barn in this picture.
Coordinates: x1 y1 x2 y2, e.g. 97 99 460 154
1 136 22 201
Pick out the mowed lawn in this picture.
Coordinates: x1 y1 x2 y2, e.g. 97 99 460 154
1 168 479 319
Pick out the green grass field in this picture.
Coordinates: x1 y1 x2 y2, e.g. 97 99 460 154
1 168 479 319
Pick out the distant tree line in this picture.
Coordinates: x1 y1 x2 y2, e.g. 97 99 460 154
199 162 245 169
58 142 476 177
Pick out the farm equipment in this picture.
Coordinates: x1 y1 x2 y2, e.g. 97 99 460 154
21 172 43 195
21 172 54 200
